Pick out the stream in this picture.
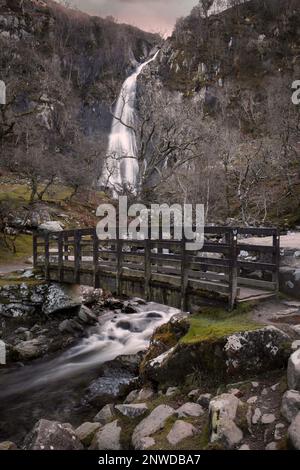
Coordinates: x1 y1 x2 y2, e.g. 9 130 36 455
0 302 179 444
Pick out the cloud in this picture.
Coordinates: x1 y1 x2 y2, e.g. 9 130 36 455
64 0 198 34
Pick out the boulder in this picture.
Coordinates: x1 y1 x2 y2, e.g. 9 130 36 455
188 389 200 400
176 403 204 418
138 437 155 450
93 404 115 425
166 387 178 397
197 393 212 409
0 441 17 450
265 442 278 450
75 422 101 447
261 414 276 425
132 405 175 450
78 305 98 325
137 388 154 401
115 404 148 418
39 221 63 232
288 412 300 449
288 350 300 391
252 408 262 425
167 420 197 446
209 393 243 449
142 327 290 385
85 367 136 407
211 418 243 449
90 420 121 450
209 394 240 421
42 284 82 315
281 390 300 422
124 390 139 404
24 419 83 450
58 319 83 334
13 336 48 361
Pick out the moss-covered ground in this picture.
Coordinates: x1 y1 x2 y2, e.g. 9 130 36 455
181 303 263 344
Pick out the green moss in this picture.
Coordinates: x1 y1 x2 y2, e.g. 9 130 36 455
0 234 33 264
181 304 262 344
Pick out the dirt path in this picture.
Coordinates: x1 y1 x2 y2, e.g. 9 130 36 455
242 231 300 250
0 262 32 276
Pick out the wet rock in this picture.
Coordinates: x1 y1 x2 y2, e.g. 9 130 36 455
281 390 300 422
288 350 300 391
132 405 175 450
13 336 48 361
288 413 300 449
58 319 83 335
80 286 103 306
176 403 204 418
90 420 121 450
93 404 115 425
167 420 197 446
78 305 98 325
24 419 83 450
42 284 82 315
197 393 212 409
0 441 17 450
103 298 124 310
121 302 139 314
261 414 276 425
115 404 148 418
75 422 101 447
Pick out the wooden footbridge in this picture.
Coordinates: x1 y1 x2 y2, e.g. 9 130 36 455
33 226 280 311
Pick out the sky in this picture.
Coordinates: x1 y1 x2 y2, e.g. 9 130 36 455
64 0 199 35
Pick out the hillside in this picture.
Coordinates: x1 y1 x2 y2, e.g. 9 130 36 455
137 0 300 226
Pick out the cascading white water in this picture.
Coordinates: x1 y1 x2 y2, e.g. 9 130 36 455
102 51 160 195
0 302 179 399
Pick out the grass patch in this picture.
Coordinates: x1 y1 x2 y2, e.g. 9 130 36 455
0 234 33 264
181 303 262 344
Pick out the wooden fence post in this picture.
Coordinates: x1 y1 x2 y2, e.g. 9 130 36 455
74 231 81 284
64 235 69 262
272 229 280 294
181 236 189 311
228 229 238 310
58 233 64 282
145 213 151 301
93 230 100 289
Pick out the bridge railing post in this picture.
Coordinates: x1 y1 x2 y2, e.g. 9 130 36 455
145 212 151 301
272 229 280 293
58 232 64 282
74 231 81 284
45 233 50 281
228 229 238 310
181 236 188 312
116 231 122 296
93 230 100 289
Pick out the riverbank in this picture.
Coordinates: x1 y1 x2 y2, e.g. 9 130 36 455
0 273 300 450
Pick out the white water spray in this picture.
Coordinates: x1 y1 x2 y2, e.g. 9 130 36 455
102 51 160 195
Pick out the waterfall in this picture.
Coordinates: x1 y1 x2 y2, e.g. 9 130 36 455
102 50 160 195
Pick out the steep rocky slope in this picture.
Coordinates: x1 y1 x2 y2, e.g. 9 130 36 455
138 0 300 226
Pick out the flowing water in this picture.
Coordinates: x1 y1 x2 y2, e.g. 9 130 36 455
0 302 179 443
102 51 160 194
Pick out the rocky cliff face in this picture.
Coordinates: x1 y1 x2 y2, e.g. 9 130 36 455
0 0 158 174
138 0 300 226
